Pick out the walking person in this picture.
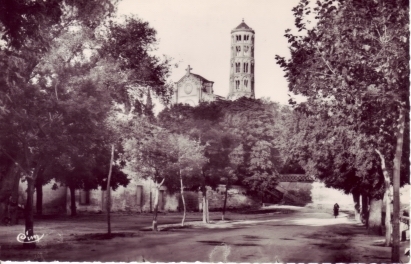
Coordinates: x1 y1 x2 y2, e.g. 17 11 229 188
333 203 340 218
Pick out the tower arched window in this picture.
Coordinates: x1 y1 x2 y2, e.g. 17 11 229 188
244 46 249 55
235 63 241 73
244 79 248 88
236 35 242 42
236 46 241 56
251 63 254 74
235 80 240 90
244 63 248 73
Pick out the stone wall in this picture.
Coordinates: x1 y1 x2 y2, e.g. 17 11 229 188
68 178 180 214
277 182 313 205
202 185 259 210
36 181 66 214
21 180 67 215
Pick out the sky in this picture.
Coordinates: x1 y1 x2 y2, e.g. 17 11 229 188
117 0 303 106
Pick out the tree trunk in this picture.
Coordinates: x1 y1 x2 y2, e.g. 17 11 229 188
206 198 210 223
361 192 369 228
152 186 159 231
201 186 209 223
391 108 405 263
149 190 152 213
353 189 361 222
35 173 43 216
368 198 383 235
383 187 392 246
106 144 114 237
375 148 393 246
24 164 41 248
24 177 35 248
152 178 164 232
222 184 229 221
68 186 76 216
180 175 186 227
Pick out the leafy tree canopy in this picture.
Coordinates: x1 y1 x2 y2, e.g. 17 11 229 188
275 0 410 196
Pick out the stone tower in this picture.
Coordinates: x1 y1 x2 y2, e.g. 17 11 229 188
227 19 255 100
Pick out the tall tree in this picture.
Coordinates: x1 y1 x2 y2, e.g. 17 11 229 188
222 144 244 220
124 127 176 231
168 134 207 226
101 16 174 109
159 98 285 215
0 0 116 49
224 98 283 202
276 0 409 260
0 0 120 242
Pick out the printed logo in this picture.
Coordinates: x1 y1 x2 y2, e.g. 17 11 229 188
16 230 44 243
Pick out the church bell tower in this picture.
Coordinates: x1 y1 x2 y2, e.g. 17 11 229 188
227 19 255 100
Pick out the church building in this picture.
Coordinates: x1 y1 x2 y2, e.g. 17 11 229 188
173 20 255 105
172 65 223 107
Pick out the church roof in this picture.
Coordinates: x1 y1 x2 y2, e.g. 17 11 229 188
235 21 251 30
175 72 214 84
214 95 226 101
191 73 213 83
232 20 254 33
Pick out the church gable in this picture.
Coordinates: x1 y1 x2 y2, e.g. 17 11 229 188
173 65 215 106
176 75 201 106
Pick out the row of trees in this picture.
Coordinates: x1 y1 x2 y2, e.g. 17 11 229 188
2 3 407 262
129 98 293 227
275 0 409 261
0 0 291 238
0 0 174 243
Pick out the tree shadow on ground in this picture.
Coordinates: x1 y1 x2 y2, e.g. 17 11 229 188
73 232 140 241
239 208 295 215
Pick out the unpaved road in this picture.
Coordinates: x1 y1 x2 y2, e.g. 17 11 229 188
0 206 408 263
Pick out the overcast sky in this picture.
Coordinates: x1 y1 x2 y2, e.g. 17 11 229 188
117 0 302 106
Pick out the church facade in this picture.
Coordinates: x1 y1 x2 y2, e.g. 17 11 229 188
173 20 255 105
172 65 224 107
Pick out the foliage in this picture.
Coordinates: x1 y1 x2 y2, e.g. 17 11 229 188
224 98 283 195
124 126 174 184
101 16 174 108
158 98 286 196
0 0 174 236
276 1 409 259
168 134 207 189
0 0 116 49
275 0 410 197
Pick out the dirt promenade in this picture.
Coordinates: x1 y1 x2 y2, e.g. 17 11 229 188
0 205 409 263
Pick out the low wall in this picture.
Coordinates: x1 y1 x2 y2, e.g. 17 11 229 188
21 180 67 215
202 185 259 210
68 178 180 214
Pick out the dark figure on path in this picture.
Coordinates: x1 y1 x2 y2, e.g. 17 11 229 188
333 203 340 218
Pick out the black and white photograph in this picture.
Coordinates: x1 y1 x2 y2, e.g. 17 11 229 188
0 0 409 262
